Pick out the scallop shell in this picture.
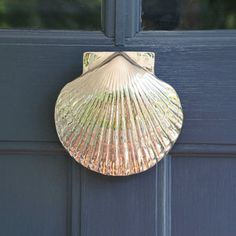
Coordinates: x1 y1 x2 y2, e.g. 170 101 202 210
55 52 183 176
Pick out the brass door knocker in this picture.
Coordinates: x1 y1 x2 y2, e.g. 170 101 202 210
55 52 183 176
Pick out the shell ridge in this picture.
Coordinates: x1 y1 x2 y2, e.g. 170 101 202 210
68 95 100 145
129 74 168 157
142 94 178 148
126 85 150 171
127 71 159 165
147 75 183 113
143 81 183 131
66 68 115 149
69 95 102 158
85 92 112 173
104 84 117 174
123 85 143 172
115 87 122 174
83 90 112 172
141 76 183 125
100 70 117 174
120 88 134 174
133 79 174 151
85 93 113 172
122 88 140 173
120 70 140 174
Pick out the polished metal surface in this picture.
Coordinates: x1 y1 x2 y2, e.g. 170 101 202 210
55 52 183 176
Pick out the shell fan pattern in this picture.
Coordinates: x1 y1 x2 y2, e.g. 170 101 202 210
55 52 183 176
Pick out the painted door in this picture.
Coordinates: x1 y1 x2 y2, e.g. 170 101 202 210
0 1 236 236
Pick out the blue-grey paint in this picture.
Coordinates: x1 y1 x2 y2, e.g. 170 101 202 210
0 2 236 236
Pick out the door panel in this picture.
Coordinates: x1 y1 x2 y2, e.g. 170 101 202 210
172 156 236 236
1 32 235 144
80 168 157 236
0 153 69 236
127 31 236 144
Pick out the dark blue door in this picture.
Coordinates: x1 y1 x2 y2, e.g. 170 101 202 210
0 1 236 236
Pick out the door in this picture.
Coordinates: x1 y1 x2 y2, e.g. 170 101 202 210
0 0 236 235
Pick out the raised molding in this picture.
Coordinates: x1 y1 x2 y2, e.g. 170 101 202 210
0 142 235 156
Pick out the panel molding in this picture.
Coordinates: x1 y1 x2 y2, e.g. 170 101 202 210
156 156 172 236
102 0 141 43
0 141 236 156
126 30 236 46
71 160 82 236
0 30 113 45
0 29 235 46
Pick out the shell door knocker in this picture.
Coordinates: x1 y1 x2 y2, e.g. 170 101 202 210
55 52 183 176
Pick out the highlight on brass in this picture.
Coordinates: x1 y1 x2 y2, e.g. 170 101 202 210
55 52 183 176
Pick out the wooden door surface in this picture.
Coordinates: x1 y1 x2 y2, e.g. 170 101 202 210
0 1 236 236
